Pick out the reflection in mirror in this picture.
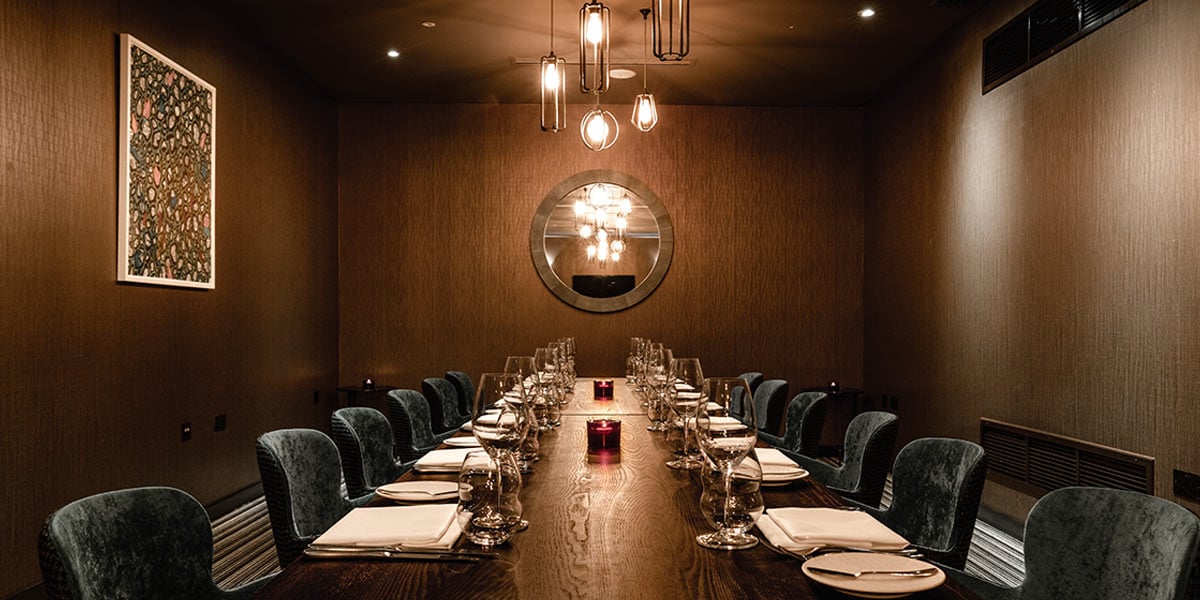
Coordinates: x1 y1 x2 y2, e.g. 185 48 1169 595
530 170 673 313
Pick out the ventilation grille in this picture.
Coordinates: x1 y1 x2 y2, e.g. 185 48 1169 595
980 418 1154 497
982 0 1149 92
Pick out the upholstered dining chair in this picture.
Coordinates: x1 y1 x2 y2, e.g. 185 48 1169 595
38 486 273 600
749 379 789 436
255 428 374 567
787 411 899 507
331 407 416 498
945 487 1200 600
731 371 765 417
386 388 457 462
445 370 475 419
757 392 828 456
422 377 469 433
853 437 986 569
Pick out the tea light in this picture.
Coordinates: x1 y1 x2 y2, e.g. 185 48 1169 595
362 377 375 391
586 418 621 463
593 379 614 400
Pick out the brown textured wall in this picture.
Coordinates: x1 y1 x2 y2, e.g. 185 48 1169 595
0 0 338 594
865 0 1200 519
338 103 865 420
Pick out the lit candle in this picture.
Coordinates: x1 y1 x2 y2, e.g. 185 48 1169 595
586 418 621 463
593 379 614 400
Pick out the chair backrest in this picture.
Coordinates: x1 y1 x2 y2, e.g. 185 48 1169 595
255 428 356 567
881 437 986 569
1020 487 1200 600
780 392 828 456
752 379 790 435
833 411 899 506
422 377 467 432
331 407 403 498
386 388 442 460
738 371 764 393
730 372 764 420
38 487 223 600
445 370 475 418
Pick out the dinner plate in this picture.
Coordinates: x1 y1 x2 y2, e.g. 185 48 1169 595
443 436 482 448
375 481 460 502
761 469 810 486
801 552 944 599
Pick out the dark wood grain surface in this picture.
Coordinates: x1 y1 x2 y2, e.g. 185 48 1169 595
255 381 980 599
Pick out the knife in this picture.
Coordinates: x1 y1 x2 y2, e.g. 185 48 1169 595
304 548 488 562
807 565 939 578
308 543 497 557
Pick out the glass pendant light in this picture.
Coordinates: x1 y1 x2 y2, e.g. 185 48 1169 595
579 0 610 94
631 8 658 132
652 0 689 61
580 96 617 151
541 0 566 132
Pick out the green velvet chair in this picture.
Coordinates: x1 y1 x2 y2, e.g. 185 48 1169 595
422 377 469 433
787 411 899 506
945 487 1200 600
854 437 986 569
749 379 789 436
730 371 764 417
255 428 374 567
331 407 416 498
445 370 475 419
38 486 273 600
386 388 457 462
739 371 764 393
757 391 828 456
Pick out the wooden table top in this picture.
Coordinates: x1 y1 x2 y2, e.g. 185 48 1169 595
254 379 980 600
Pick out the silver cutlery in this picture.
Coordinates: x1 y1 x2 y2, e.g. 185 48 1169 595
306 544 498 560
304 548 485 562
807 566 939 578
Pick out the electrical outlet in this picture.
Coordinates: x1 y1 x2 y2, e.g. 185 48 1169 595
181 422 192 442
214 414 227 432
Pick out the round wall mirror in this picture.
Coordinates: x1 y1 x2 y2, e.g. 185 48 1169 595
530 170 674 313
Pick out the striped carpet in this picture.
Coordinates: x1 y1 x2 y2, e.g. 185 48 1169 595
211 476 1027 590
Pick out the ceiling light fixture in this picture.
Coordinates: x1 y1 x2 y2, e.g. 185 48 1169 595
631 8 658 132
579 0 610 94
575 183 630 267
386 49 400 59
540 0 566 132
581 96 618 151
651 0 689 60
858 8 876 18
421 21 437 28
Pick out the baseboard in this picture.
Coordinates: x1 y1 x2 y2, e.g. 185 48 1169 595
8 582 47 600
205 481 264 521
978 504 1024 541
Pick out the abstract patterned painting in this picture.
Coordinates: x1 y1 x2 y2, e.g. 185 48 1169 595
118 34 216 288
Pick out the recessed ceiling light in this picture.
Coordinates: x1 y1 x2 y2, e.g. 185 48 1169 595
610 68 637 80
386 49 400 58
421 21 437 28
858 8 876 18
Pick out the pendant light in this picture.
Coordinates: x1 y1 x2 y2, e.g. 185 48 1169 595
652 0 689 61
579 0 610 94
581 96 618 151
540 0 566 131
631 8 658 132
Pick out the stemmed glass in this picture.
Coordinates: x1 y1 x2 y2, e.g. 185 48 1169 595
502 356 540 472
699 452 764 548
533 347 561 429
465 372 529 546
551 340 573 409
665 357 704 470
695 377 758 550
645 345 672 431
626 337 645 385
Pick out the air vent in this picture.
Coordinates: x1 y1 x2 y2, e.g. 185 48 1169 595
980 418 1154 497
982 0 1149 93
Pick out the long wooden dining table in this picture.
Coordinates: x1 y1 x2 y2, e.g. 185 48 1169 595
254 378 981 599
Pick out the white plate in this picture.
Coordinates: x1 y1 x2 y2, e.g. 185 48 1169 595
761 469 810 486
443 437 482 448
375 481 459 502
460 422 473 432
801 552 944 599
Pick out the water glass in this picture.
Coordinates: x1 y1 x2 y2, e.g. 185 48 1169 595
695 377 758 550
698 453 764 548
456 450 523 548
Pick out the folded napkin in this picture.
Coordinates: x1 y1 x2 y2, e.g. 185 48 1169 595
755 448 807 476
314 504 461 549
414 448 479 472
674 382 697 392
757 507 909 552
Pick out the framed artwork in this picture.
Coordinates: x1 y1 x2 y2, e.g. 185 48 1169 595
118 34 216 289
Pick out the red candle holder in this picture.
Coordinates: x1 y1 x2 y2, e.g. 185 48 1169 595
593 379 614 400
586 418 621 464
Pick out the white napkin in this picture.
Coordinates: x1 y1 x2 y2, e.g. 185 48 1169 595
755 448 806 476
314 505 461 549
414 448 478 472
757 507 909 552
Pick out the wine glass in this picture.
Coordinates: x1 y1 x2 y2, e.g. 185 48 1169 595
533 347 562 429
695 377 758 550
665 357 704 470
645 345 672 431
699 452 764 547
456 450 523 548
503 356 541 468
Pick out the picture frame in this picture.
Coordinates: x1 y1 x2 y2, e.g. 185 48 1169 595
118 34 216 289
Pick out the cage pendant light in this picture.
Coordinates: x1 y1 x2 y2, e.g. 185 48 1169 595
581 96 618 151
651 0 689 61
631 8 658 132
579 0 610 94
540 0 566 131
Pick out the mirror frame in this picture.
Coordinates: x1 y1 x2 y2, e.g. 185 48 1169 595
530 169 674 313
